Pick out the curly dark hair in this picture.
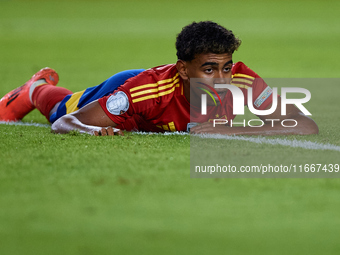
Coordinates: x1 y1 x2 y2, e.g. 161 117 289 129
176 21 241 61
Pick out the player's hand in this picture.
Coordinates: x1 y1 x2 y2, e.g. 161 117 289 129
94 127 124 136
190 122 227 134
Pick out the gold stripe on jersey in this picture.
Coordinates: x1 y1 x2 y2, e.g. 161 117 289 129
232 73 255 80
232 78 253 85
129 73 179 92
132 86 177 103
65 90 85 114
157 122 177 132
131 78 180 98
231 82 250 89
168 122 176 132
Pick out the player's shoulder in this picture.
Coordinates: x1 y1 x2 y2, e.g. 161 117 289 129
150 64 178 76
121 63 180 107
122 64 178 89
136 63 178 80
232 61 260 79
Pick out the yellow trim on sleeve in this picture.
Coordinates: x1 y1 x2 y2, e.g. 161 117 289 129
232 73 255 80
131 78 179 98
231 82 250 89
232 78 253 85
132 86 176 103
130 73 179 92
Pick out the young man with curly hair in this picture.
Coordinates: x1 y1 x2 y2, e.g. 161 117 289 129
0 21 318 136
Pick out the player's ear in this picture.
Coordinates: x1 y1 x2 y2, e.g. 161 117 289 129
176 60 189 81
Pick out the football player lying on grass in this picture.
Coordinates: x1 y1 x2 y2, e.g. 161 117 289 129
0 21 318 136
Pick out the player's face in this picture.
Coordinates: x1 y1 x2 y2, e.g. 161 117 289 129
185 53 233 106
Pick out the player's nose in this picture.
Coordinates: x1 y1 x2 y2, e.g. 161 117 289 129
213 77 231 85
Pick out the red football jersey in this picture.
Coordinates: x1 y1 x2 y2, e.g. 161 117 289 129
98 62 273 132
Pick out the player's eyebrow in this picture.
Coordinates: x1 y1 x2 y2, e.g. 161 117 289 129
201 60 233 67
201 62 219 67
223 60 233 67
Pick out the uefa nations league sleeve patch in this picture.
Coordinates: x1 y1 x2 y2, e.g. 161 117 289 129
106 91 129 115
254 86 273 108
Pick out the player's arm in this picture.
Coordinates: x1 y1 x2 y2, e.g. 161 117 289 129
191 97 319 136
51 100 122 136
256 96 318 135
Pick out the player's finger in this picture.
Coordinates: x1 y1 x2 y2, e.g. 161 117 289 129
107 127 114 136
199 122 212 127
116 130 124 136
191 125 210 134
190 129 199 134
190 125 201 132
101 127 107 136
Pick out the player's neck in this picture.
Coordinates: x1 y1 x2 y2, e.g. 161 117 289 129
183 80 190 102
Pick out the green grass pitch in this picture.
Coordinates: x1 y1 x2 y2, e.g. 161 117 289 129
1 0 340 254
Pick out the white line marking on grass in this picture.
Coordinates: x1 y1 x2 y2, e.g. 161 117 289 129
0 121 50 128
195 133 340 152
133 131 188 136
134 131 340 152
1 122 339 152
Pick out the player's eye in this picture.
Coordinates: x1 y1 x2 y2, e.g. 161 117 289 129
224 67 231 72
204 68 213 74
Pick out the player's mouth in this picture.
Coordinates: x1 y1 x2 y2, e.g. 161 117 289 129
213 91 227 103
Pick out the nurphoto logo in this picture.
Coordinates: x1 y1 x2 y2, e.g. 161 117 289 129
199 83 311 128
